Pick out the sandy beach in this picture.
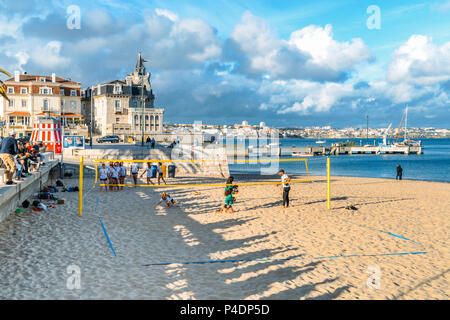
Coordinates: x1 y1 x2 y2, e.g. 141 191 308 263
0 174 448 300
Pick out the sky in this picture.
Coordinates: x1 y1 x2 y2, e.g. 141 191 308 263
0 0 450 128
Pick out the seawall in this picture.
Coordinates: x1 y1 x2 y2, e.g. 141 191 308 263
0 159 60 224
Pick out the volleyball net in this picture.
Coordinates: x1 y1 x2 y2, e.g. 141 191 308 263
92 158 312 188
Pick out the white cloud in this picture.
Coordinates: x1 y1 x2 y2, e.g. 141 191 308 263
31 41 69 69
155 8 179 22
387 35 450 85
288 24 372 71
229 12 372 81
85 8 114 32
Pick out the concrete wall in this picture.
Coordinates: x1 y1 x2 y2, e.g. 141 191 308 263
0 160 60 224
62 145 230 177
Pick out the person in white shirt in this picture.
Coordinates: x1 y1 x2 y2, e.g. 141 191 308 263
118 162 127 190
108 162 119 191
157 192 176 207
99 163 109 192
130 160 139 187
278 169 291 208
156 162 167 185
139 162 154 185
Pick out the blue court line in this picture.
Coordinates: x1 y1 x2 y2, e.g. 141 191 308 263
314 251 428 259
143 251 429 266
337 218 421 245
99 216 117 257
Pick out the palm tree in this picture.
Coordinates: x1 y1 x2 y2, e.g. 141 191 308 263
1 68 11 101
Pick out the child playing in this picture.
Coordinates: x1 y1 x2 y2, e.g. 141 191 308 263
157 192 176 207
139 162 155 185
216 188 234 213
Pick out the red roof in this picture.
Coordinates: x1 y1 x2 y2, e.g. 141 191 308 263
6 74 80 85
7 111 31 116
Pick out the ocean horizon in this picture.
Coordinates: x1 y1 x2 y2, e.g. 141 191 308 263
227 138 450 183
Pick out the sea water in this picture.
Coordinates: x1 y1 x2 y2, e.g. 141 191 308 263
227 138 450 182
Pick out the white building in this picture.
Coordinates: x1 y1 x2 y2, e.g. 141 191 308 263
0 72 82 138
82 53 164 140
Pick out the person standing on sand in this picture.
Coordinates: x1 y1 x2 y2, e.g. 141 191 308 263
118 162 127 190
99 163 109 192
396 164 403 180
216 187 234 213
0 130 19 185
156 162 167 185
139 162 155 185
278 169 291 208
130 160 139 187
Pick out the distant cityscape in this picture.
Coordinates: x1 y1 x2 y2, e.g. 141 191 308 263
165 121 450 140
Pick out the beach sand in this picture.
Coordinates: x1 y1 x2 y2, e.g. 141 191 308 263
0 174 448 300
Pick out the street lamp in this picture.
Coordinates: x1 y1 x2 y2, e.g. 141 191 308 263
366 114 369 145
89 87 93 148
141 79 145 147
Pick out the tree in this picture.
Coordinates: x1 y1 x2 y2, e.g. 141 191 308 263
0 68 11 101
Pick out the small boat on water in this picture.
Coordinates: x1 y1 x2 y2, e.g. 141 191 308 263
315 140 326 144
292 152 314 157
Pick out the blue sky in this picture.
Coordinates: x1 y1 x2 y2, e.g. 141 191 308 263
1 0 450 127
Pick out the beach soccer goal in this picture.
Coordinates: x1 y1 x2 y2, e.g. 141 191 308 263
91 158 312 188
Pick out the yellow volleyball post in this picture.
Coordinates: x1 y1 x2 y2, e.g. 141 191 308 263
327 157 331 210
94 159 98 186
79 156 83 216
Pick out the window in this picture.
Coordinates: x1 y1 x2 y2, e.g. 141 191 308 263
71 101 76 109
133 101 137 108
22 99 27 107
115 100 121 112
116 117 120 123
113 85 121 94
43 99 49 111
8 99 14 107
7 87 14 94
40 77 46 82
40 88 50 95
60 89 65 96
70 90 77 96
21 88 27 94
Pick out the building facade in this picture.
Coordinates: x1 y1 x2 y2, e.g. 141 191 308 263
0 72 83 137
82 53 164 140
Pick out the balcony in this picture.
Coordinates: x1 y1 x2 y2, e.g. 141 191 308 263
7 124 33 130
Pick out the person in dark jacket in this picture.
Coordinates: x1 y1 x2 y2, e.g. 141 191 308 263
396 164 403 180
0 130 19 184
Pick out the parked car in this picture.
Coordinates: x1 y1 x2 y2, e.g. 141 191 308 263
97 135 120 143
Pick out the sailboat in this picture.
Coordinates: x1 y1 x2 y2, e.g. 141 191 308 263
392 106 421 147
